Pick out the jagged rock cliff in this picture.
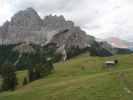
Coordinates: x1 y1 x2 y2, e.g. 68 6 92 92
0 7 115 61
42 15 74 40
0 8 43 44
49 27 89 49
0 7 91 48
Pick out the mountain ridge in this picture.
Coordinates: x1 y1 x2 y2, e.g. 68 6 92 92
0 7 92 51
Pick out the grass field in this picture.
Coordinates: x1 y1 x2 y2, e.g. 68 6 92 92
0 54 133 100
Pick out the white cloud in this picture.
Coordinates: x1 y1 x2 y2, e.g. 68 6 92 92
0 0 13 25
0 0 133 41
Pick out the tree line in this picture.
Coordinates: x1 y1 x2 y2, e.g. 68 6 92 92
0 44 54 92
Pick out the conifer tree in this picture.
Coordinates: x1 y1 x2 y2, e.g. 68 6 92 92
1 64 17 91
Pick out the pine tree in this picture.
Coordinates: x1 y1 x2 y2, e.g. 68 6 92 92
28 67 35 82
23 77 28 86
1 64 17 91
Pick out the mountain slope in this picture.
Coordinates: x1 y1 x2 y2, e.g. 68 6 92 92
0 54 133 100
0 43 56 69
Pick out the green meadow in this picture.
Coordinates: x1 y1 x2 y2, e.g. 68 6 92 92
0 54 133 100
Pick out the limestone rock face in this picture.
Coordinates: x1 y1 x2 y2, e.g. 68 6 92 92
0 7 93 50
13 43 36 54
8 8 42 43
0 21 9 41
0 8 42 44
42 15 74 40
49 27 89 49
43 15 73 31
9 7 42 32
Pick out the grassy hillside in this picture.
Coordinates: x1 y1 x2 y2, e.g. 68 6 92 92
0 54 133 100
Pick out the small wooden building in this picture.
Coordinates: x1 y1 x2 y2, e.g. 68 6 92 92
104 60 118 68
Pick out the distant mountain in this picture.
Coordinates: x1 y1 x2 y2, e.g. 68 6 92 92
104 37 129 49
127 42 133 51
104 37 133 51
102 37 132 54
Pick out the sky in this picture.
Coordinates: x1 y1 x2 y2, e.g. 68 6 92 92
0 0 133 41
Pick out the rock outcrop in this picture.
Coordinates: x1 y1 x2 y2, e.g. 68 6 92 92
49 27 89 49
13 42 36 54
42 15 74 40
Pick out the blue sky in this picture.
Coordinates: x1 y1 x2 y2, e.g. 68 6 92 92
0 0 133 41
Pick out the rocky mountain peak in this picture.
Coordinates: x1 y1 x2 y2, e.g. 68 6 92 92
0 7 43 44
25 7 37 13
9 7 42 32
42 15 74 40
0 21 9 35
12 7 39 20
0 7 92 49
43 14 74 31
